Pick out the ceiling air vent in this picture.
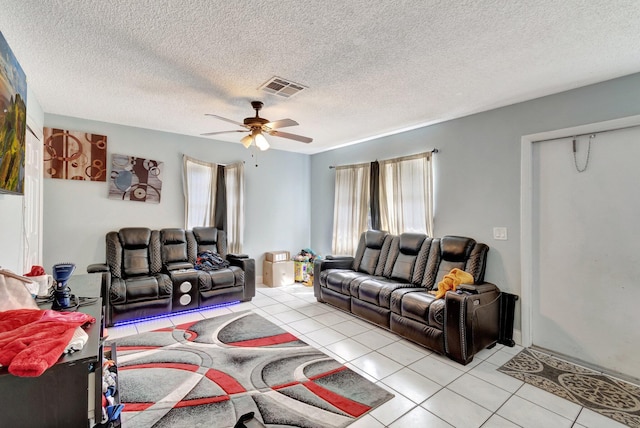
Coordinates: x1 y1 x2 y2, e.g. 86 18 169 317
259 76 306 98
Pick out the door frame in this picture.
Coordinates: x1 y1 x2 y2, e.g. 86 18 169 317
23 115 44 273
520 114 640 347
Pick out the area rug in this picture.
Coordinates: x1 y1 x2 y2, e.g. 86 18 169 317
498 348 640 427
108 311 393 428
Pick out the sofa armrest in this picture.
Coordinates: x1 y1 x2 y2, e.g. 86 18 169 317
228 253 249 260
456 282 499 294
326 255 353 261
228 256 255 301
85 268 114 326
164 262 194 272
316 257 354 271
228 256 254 270
312 257 354 300
87 263 109 273
444 284 500 365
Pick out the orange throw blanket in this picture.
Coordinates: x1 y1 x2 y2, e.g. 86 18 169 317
435 268 474 299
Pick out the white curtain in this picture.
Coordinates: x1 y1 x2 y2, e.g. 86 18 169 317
225 161 244 254
332 163 370 255
183 155 217 229
379 152 433 236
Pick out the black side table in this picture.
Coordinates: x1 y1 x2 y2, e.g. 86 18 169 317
0 273 106 427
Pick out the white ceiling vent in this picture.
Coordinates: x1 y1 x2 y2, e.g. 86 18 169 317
259 76 307 98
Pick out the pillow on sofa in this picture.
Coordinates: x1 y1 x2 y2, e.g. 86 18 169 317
434 268 474 299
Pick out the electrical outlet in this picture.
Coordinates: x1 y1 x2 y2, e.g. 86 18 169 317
493 227 508 240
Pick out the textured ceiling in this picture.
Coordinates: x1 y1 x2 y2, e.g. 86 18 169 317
2 0 640 154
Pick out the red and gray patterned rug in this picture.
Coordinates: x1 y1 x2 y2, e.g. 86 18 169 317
109 311 393 428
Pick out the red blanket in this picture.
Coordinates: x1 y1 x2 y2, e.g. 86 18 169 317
0 309 95 377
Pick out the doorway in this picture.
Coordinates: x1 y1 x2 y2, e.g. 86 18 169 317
521 115 640 382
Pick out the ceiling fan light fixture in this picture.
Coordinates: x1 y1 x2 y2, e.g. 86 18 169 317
240 134 253 148
205 100 311 148
254 132 270 151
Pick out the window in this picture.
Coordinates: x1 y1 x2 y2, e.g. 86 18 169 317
332 163 370 255
379 152 433 236
224 161 244 254
183 155 244 252
183 156 217 229
331 151 434 254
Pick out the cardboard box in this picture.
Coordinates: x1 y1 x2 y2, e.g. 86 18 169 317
263 260 294 287
265 251 290 262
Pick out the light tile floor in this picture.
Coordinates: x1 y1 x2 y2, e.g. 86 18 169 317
106 283 633 428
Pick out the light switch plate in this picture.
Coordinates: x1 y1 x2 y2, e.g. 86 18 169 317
493 227 508 240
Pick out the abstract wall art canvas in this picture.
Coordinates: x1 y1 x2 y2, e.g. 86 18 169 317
43 128 107 181
0 31 27 194
108 154 163 203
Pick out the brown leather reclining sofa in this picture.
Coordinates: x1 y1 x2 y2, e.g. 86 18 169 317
313 230 500 365
88 226 255 326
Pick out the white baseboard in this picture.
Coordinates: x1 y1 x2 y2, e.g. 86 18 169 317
512 328 522 346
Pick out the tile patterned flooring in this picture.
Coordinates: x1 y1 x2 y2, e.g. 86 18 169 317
107 283 632 428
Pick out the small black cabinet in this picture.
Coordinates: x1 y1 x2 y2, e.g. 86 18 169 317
0 274 116 427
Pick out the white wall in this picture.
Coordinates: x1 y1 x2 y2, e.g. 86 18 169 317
42 114 311 276
310 72 640 334
532 127 640 380
0 85 44 273
0 178 24 273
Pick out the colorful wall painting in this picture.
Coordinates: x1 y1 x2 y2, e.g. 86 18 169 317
43 128 107 181
0 31 27 194
108 154 163 203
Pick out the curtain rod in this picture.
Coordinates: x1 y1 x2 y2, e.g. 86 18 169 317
328 148 438 169
182 153 245 166
533 123 640 144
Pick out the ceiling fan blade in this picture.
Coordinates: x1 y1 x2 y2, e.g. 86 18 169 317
201 130 247 136
268 130 313 143
205 114 247 128
264 118 299 129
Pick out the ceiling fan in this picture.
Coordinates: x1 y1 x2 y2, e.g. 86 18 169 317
202 101 313 150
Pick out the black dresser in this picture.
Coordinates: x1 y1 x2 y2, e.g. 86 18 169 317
0 273 114 427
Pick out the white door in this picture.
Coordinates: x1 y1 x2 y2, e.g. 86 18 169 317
22 118 43 273
532 126 640 380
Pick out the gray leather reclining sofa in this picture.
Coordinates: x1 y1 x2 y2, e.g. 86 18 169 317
313 230 500 365
89 226 255 326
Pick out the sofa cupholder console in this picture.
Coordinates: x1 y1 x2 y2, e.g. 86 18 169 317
168 269 200 311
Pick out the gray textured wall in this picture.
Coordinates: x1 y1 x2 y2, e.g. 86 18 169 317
309 72 640 331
